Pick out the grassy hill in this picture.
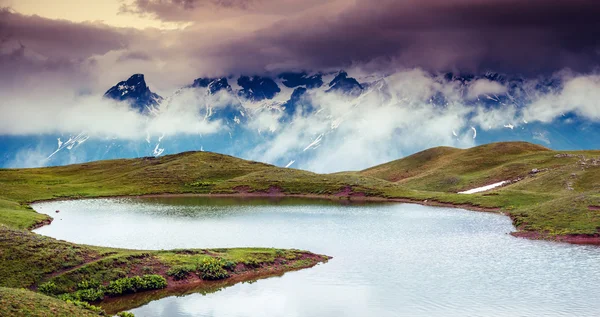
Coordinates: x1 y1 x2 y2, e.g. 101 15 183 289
1 141 599 236
0 287 101 317
361 142 600 236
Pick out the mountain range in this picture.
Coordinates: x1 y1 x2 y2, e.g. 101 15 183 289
1 69 598 171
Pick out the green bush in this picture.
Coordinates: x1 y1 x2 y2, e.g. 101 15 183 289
38 281 58 295
117 312 135 317
65 299 105 314
105 275 167 296
141 274 168 290
167 265 195 280
198 258 229 280
77 279 101 290
222 260 237 271
58 288 105 302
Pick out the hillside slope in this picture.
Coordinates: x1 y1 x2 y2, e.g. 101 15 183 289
0 287 100 317
1 141 599 237
362 142 600 236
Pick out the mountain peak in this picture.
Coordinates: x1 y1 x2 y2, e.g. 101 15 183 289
190 77 231 94
326 71 363 96
104 74 163 112
237 75 281 101
279 72 323 89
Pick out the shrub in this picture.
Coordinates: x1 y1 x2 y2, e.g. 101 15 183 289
222 260 237 271
117 312 135 317
198 258 229 280
65 300 105 314
105 275 167 296
167 265 194 280
77 279 101 290
58 288 105 302
38 281 58 295
141 274 168 290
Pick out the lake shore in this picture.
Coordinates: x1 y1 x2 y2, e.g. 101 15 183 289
30 190 600 246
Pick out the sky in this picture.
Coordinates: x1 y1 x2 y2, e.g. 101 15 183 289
0 0 599 170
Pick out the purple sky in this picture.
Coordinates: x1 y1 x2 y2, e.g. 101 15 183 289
1 0 599 93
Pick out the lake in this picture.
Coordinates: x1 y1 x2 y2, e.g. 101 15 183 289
33 197 600 317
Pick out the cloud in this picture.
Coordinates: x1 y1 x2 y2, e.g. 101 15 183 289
120 0 338 22
117 51 153 62
3 0 600 99
243 68 476 172
0 80 223 140
523 75 600 123
467 79 508 99
0 8 129 60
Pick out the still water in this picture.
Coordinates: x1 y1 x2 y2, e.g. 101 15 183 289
33 197 600 317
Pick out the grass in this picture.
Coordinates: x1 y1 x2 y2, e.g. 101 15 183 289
0 287 102 317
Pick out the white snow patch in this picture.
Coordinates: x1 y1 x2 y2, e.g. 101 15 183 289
46 132 88 159
458 181 508 194
303 134 323 151
153 143 164 157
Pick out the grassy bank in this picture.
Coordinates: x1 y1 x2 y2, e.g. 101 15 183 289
0 225 328 315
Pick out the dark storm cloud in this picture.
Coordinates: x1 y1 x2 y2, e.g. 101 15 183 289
214 0 600 74
120 0 260 21
119 0 333 22
0 8 129 59
117 51 153 62
0 8 134 88
2 0 600 92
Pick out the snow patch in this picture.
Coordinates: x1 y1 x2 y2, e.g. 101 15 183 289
303 134 323 151
153 143 164 157
458 181 507 194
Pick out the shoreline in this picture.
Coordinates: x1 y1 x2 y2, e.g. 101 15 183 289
28 191 600 246
99 252 330 314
